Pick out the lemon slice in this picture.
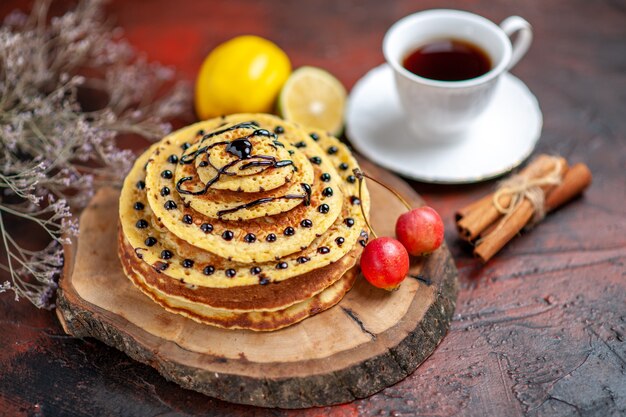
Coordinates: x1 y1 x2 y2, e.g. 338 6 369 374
279 66 346 136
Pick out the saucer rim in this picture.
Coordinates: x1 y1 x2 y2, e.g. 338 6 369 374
346 63 543 184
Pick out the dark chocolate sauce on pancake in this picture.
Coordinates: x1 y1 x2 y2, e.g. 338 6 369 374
226 138 253 159
199 121 259 143
215 183 312 218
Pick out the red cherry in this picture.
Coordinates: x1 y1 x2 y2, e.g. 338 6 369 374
395 206 444 256
360 237 410 290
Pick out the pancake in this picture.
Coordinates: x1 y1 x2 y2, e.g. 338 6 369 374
124 260 359 331
119 115 370 287
194 128 297 190
143 115 354 262
174 130 315 219
118 228 360 312
118 113 370 331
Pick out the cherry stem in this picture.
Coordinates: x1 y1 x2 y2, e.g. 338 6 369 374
353 168 414 240
356 169 377 239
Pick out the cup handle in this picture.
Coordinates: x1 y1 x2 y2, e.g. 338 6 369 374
500 16 533 70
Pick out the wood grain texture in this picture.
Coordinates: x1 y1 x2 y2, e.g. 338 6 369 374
55 159 458 408
0 0 625 416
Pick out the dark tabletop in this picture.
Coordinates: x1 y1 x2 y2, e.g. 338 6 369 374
1 0 625 416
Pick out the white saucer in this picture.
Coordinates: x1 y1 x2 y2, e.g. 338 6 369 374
346 64 543 183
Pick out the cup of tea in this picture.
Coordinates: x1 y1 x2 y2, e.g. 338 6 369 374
383 9 532 141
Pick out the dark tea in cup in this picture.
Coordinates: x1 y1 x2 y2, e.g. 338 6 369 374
402 39 492 81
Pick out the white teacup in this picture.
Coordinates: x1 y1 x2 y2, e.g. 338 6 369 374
383 9 532 141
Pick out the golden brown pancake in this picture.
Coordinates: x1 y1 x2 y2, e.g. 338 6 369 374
143 115 357 262
119 116 369 287
175 131 315 219
118 113 370 331
118 228 360 312
122 255 359 331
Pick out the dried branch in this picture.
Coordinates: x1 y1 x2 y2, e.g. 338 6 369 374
0 0 192 308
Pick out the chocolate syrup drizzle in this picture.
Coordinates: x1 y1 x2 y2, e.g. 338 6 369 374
174 121 311 218
216 183 311 218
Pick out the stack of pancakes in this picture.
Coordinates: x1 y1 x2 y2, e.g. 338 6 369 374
118 114 370 331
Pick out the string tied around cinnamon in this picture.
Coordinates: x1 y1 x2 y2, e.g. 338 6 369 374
492 157 565 230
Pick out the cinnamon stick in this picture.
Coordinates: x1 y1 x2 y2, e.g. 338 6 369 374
470 162 592 262
457 155 567 241
455 194 492 222
545 163 592 212
474 199 534 263
473 159 569 262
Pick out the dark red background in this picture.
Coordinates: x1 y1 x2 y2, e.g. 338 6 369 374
1 1 625 416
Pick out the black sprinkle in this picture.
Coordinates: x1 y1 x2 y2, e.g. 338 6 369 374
339 162 349 171
199 160 209 167
167 154 178 164
135 219 148 229
320 173 331 182
200 223 213 233
300 219 313 228
274 126 284 134
222 230 234 241
350 196 361 205
133 202 144 210
276 262 288 269
181 142 191 150
203 265 215 275
344 218 355 227
197 129 205 136
160 186 170 197
335 237 345 247
266 233 277 242
182 214 193 224
297 256 310 264
136 180 145 190
310 133 319 141
250 267 262 275
182 259 194 268
347 175 356 184
359 239 367 247
259 276 270 285
294 141 307 148
322 187 334 197
145 237 157 247
284 227 295 236
160 250 173 260
164 200 177 210
226 269 236 278
309 156 322 165
327 146 338 155
318 204 330 214
244 233 256 243
155 262 169 271
317 246 330 254
161 170 173 179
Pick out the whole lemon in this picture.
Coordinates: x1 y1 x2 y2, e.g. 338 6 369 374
195 35 291 119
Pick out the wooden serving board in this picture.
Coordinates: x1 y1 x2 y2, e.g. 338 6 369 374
56 160 458 409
